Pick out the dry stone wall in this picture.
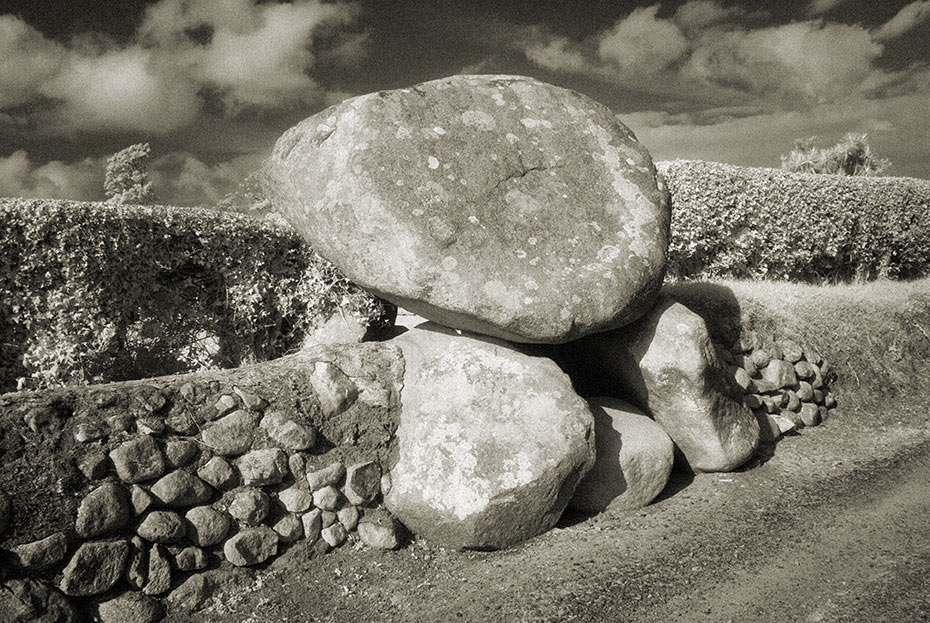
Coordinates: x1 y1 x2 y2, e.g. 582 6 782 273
0 342 405 620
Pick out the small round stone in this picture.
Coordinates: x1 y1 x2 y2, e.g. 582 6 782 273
337 506 360 531
235 448 288 486
273 513 304 543
137 510 186 543
321 522 348 548
197 456 238 490
75 483 130 538
150 470 213 507
223 527 278 566
312 486 343 511
185 506 231 547
174 546 208 571
165 440 198 468
228 487 270 525
278 487 313 513
110 435 166 484
306 463 346 491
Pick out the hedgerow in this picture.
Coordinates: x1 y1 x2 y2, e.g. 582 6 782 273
659 160 930 282
0 199 394 392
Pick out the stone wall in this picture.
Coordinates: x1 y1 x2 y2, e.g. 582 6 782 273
0 342 405 621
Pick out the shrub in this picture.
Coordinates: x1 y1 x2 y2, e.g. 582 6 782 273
780 133 891 176
0 199 393 392
659 160 930 282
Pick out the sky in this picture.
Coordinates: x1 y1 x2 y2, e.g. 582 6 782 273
1 0 929 206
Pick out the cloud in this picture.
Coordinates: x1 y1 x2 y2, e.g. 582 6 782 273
0 16 66 108
519 4 888 109
0 150 105 200
597 6 689 75
872 0 930 41
680 21 882 105
807 0 850 16
674 0 746 33
0 147 264 206
0 1 361 135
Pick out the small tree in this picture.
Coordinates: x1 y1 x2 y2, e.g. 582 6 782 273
105 143 155 204
780 133 891 176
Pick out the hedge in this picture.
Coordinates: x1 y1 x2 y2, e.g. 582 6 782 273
0 199 394 392
659 160 930 282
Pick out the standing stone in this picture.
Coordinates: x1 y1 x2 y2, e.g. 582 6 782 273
130 485 154 516
235 448 288 486
125 536 148 590
75 483 130 538
201 410 259 456
387 324 595 549
223 527 278 566
260 411 316 451
150 470 213 507
308 362 359 417
263 74 670 344
59 540 128 596
185 506 231 547
10 532 68 571
96 591 164 623
197 456 238 490
345 461 382 505
800 403 821 427
301 509 323 544
143 544 172 596
569 397 674 513
560 296 759 472
137 510 186 543
110 435 166 483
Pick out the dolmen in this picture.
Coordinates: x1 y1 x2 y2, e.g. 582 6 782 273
263 74 760 549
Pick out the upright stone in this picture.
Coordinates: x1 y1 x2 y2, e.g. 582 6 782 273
561 296 759 472
570 398 674 513
263 74 670 344
385 324 595 549
75 483 130 538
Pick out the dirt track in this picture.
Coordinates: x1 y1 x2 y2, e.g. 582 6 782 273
172 401 930 623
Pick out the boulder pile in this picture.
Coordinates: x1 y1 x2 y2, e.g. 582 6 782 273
1 74 839 621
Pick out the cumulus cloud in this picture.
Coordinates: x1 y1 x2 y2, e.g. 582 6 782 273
0 147 264 206
597 5 690 75
519 2 891 108
0 151 105 200
0 0 361 134
872 0 930 41
807 0 850 17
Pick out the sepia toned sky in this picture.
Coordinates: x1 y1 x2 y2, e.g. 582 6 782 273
2 0 929 205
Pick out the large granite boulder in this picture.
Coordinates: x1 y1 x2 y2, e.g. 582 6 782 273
263 74 670 344
385 323 596 549
559 296 759 472
570 397 674 513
